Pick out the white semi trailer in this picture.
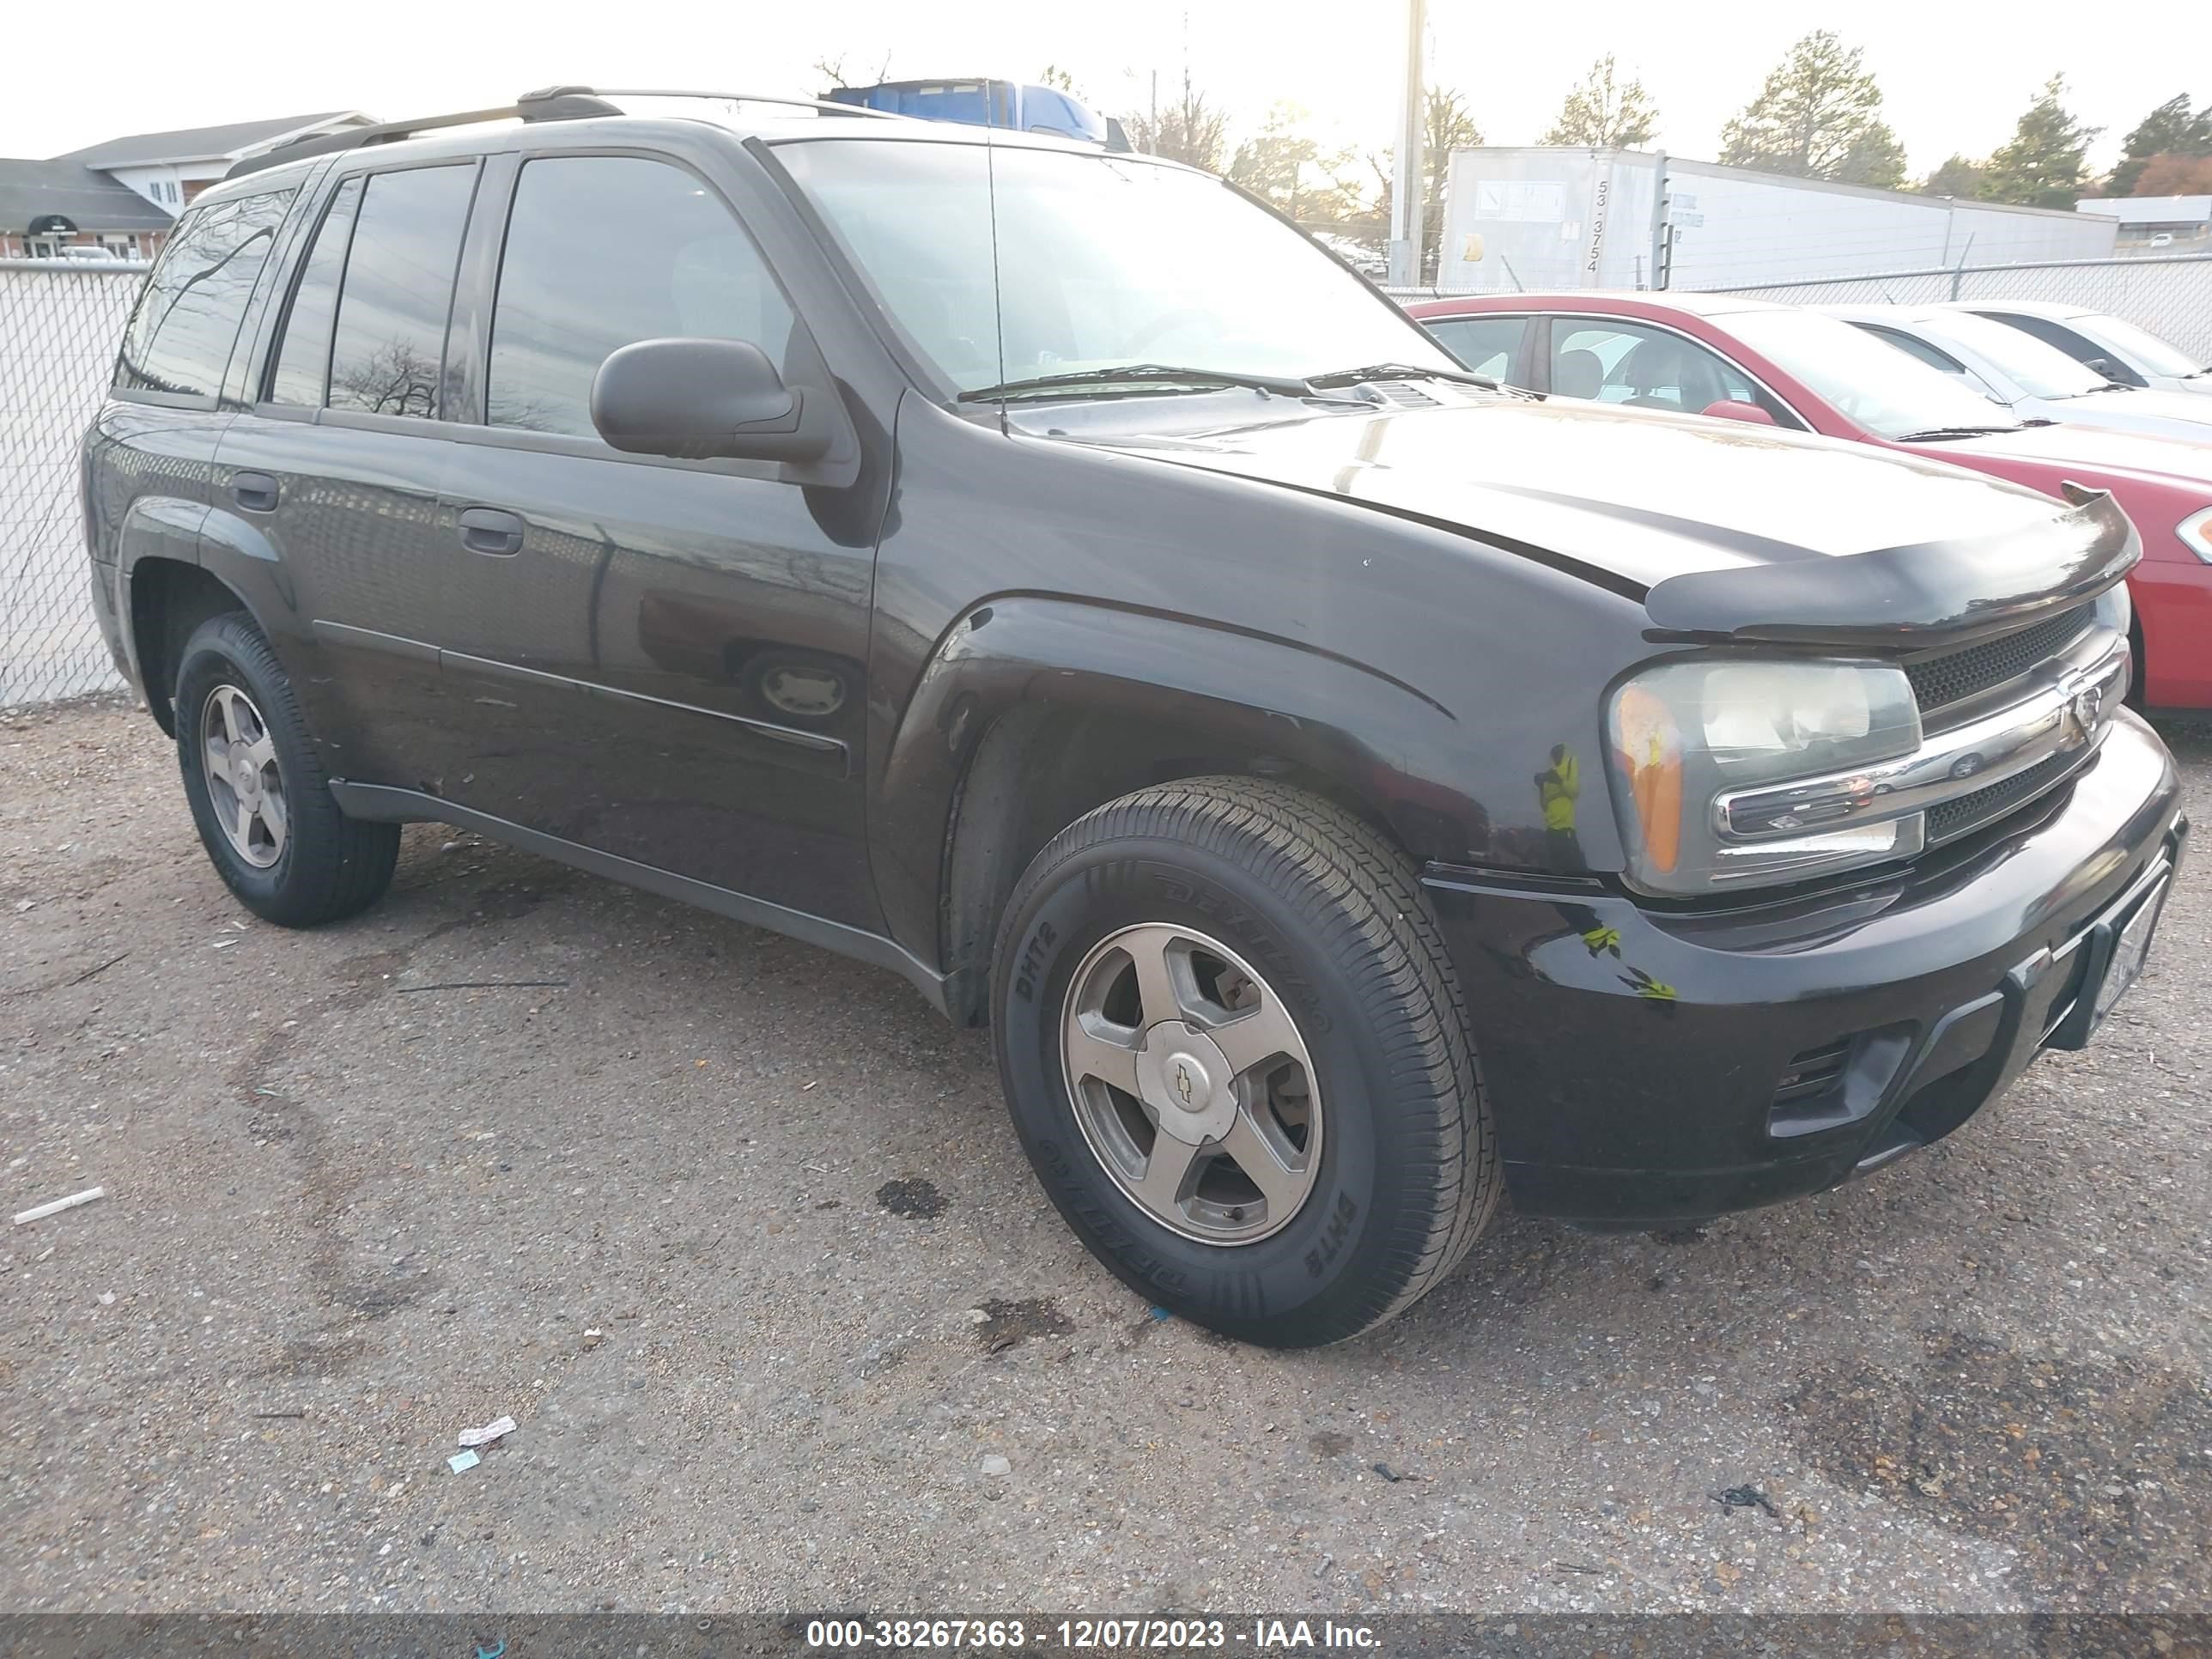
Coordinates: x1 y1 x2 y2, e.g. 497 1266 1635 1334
1432 149 2118 295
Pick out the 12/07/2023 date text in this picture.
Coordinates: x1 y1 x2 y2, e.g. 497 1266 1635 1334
803 1620 1380 1650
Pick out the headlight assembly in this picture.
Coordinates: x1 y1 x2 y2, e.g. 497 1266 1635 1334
1607 658 1923 896
2179 505 2212 564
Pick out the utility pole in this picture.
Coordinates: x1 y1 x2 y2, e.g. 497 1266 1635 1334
1387 0 1425 289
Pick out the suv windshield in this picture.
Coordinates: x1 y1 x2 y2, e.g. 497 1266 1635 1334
1727 307 2027 440
775 138 1456 398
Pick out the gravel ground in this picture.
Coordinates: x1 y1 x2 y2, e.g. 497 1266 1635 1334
2 696 2209 1616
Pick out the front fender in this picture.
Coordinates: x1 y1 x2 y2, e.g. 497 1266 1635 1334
871 593 1485 963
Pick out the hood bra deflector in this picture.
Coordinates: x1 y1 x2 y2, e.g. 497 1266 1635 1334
1641 485 2136 649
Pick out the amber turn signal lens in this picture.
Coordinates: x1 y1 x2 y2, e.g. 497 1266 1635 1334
1613 682 1683 873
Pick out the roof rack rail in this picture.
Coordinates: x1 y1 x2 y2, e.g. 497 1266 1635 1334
518 86 910 121
225 90 621 179
224 85 907 181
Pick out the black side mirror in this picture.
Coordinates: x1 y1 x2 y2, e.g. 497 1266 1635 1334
590 337 831 463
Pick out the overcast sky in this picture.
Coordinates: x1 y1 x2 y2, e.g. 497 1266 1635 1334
8 0 2206 181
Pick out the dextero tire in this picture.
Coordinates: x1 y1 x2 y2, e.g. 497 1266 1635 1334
173 611 399 927
992 776 1498 1347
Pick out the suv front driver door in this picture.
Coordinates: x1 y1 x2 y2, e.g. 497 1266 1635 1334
431 147 882 928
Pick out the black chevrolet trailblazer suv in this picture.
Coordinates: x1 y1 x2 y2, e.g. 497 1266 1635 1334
82 88 2185 1345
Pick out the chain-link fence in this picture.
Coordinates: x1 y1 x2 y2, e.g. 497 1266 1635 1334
1705 252 2212 366
1 259 144 708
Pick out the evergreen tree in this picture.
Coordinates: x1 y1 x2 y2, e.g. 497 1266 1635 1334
2106 93 2212 195
1719 31 1906 187
1920 155 1985 197
1978 76 2101 210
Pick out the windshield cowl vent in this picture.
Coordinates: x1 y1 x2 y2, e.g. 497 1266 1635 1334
1349 381 1443 410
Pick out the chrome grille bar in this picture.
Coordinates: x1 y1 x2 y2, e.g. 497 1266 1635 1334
1715 630 2129 845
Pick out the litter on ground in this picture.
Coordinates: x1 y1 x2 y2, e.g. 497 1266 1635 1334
13 1186 106 1226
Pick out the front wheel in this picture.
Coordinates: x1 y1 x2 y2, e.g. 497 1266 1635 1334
992 777 1498 1346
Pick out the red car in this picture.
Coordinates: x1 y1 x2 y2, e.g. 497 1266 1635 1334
1408 291 2212 708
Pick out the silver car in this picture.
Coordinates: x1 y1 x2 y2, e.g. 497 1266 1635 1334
1827 304 2212 444
1954 300 2212 398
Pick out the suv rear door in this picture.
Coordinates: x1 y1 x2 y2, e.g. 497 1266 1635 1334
215 156 483 786
425 141 881 927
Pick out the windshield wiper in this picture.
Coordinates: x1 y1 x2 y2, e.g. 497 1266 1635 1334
1308 360 1501 391
1892 424 2022 441
957 363 1316 403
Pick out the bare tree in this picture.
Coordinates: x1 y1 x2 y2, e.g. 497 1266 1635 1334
2135 150 2212 194
332 340 440 420
1121 69 1229 173
1421 87 1482 281
1228 102 1359 222
812 52 893 91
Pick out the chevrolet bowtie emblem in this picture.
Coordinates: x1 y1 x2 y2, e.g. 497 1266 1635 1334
1175 1062 1194 1104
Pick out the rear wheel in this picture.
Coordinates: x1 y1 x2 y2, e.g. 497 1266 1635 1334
174 612 398 927
992 776 1498 1346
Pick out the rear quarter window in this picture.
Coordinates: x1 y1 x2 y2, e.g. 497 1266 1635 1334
266 175 366 407
115 188 295 400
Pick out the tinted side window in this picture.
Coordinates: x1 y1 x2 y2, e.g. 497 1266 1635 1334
115 189 294 398
1425 315 1526 380
267 176 365 407
326 164 477 419
488 156 795 439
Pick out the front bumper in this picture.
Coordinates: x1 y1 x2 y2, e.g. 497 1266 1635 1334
1424 713 2185 1227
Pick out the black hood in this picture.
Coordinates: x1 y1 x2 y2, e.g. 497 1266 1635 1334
1061 396 2137 645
